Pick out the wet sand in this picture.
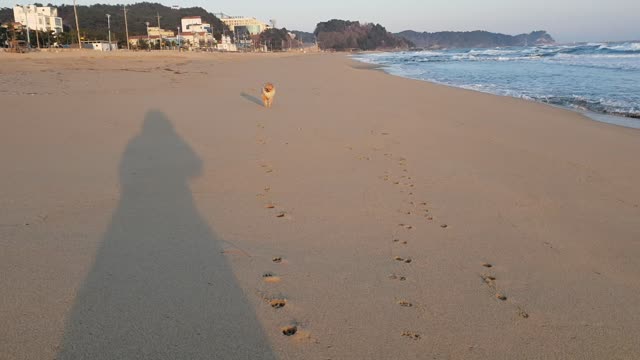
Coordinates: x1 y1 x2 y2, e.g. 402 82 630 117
1 50 639 359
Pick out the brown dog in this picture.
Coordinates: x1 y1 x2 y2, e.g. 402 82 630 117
262 83 276 108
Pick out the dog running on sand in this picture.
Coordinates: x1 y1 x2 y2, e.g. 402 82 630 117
262 83 276 108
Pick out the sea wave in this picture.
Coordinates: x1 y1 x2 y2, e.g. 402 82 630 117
351 42 640 122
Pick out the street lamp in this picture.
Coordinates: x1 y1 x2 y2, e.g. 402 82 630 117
177 26 181 51
145 21 150 50
106 14 111 51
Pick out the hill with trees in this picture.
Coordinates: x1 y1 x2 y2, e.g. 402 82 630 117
290 30 315 44
396 30 555 49
258 28 305 50
314 19 412 51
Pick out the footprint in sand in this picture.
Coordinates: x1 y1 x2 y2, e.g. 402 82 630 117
517 307 529 318
480 265 529 317
282 325 298 336
270 299 287 309
276 212 287 218
388 274 407 281
401 331 421 340
479 265 513 304
398 223 414 230
394 256 413 264
263 272 282 283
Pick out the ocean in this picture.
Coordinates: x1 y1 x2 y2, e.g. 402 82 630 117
353 42 640 129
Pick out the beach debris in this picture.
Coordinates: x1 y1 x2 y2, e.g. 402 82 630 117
282 325 298 336
272 257 283 263
482 263 493 268
265 204 276 209
397 300 413 307
495 294 507 301
440 224 448 228
276 212 286 218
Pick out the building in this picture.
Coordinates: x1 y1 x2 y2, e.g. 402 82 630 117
181 16 211 34
147 27 175 38
177 16 216 49
218 15 270 35
216 35 236 51
81 40 117 51
13 5 63 34
178 31 215 48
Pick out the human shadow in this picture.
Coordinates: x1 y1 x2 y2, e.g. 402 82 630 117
57 111 275 359
240 91 264 107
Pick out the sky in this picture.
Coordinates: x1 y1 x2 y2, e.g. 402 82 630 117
2 0 638 42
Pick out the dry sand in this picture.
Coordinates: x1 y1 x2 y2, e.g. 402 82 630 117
1 50 639 359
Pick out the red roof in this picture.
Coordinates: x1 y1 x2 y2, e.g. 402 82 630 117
182 16 201 19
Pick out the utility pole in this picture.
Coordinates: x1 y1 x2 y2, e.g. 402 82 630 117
73 0 81 49
123 5 130 50
106 14 111 51
145 21 150 50
156 12 162 50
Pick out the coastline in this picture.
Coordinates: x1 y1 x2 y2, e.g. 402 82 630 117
350 50 640 129
1 51 639 359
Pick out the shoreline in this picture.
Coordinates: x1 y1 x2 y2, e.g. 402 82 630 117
2 52 639 359
349 53 640 129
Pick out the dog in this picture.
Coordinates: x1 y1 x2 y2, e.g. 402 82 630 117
262 83 276 108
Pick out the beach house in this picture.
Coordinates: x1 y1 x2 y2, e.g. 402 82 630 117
12 5 63 34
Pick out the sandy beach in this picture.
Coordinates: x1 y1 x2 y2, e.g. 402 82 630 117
1 50 639 359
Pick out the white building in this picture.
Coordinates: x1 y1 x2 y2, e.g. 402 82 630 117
219 16 270 35
13 5 63 34
216 35 236 52
82 40 117 51
181 16 211 34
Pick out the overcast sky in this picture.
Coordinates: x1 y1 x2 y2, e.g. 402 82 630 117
2 0 638 42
